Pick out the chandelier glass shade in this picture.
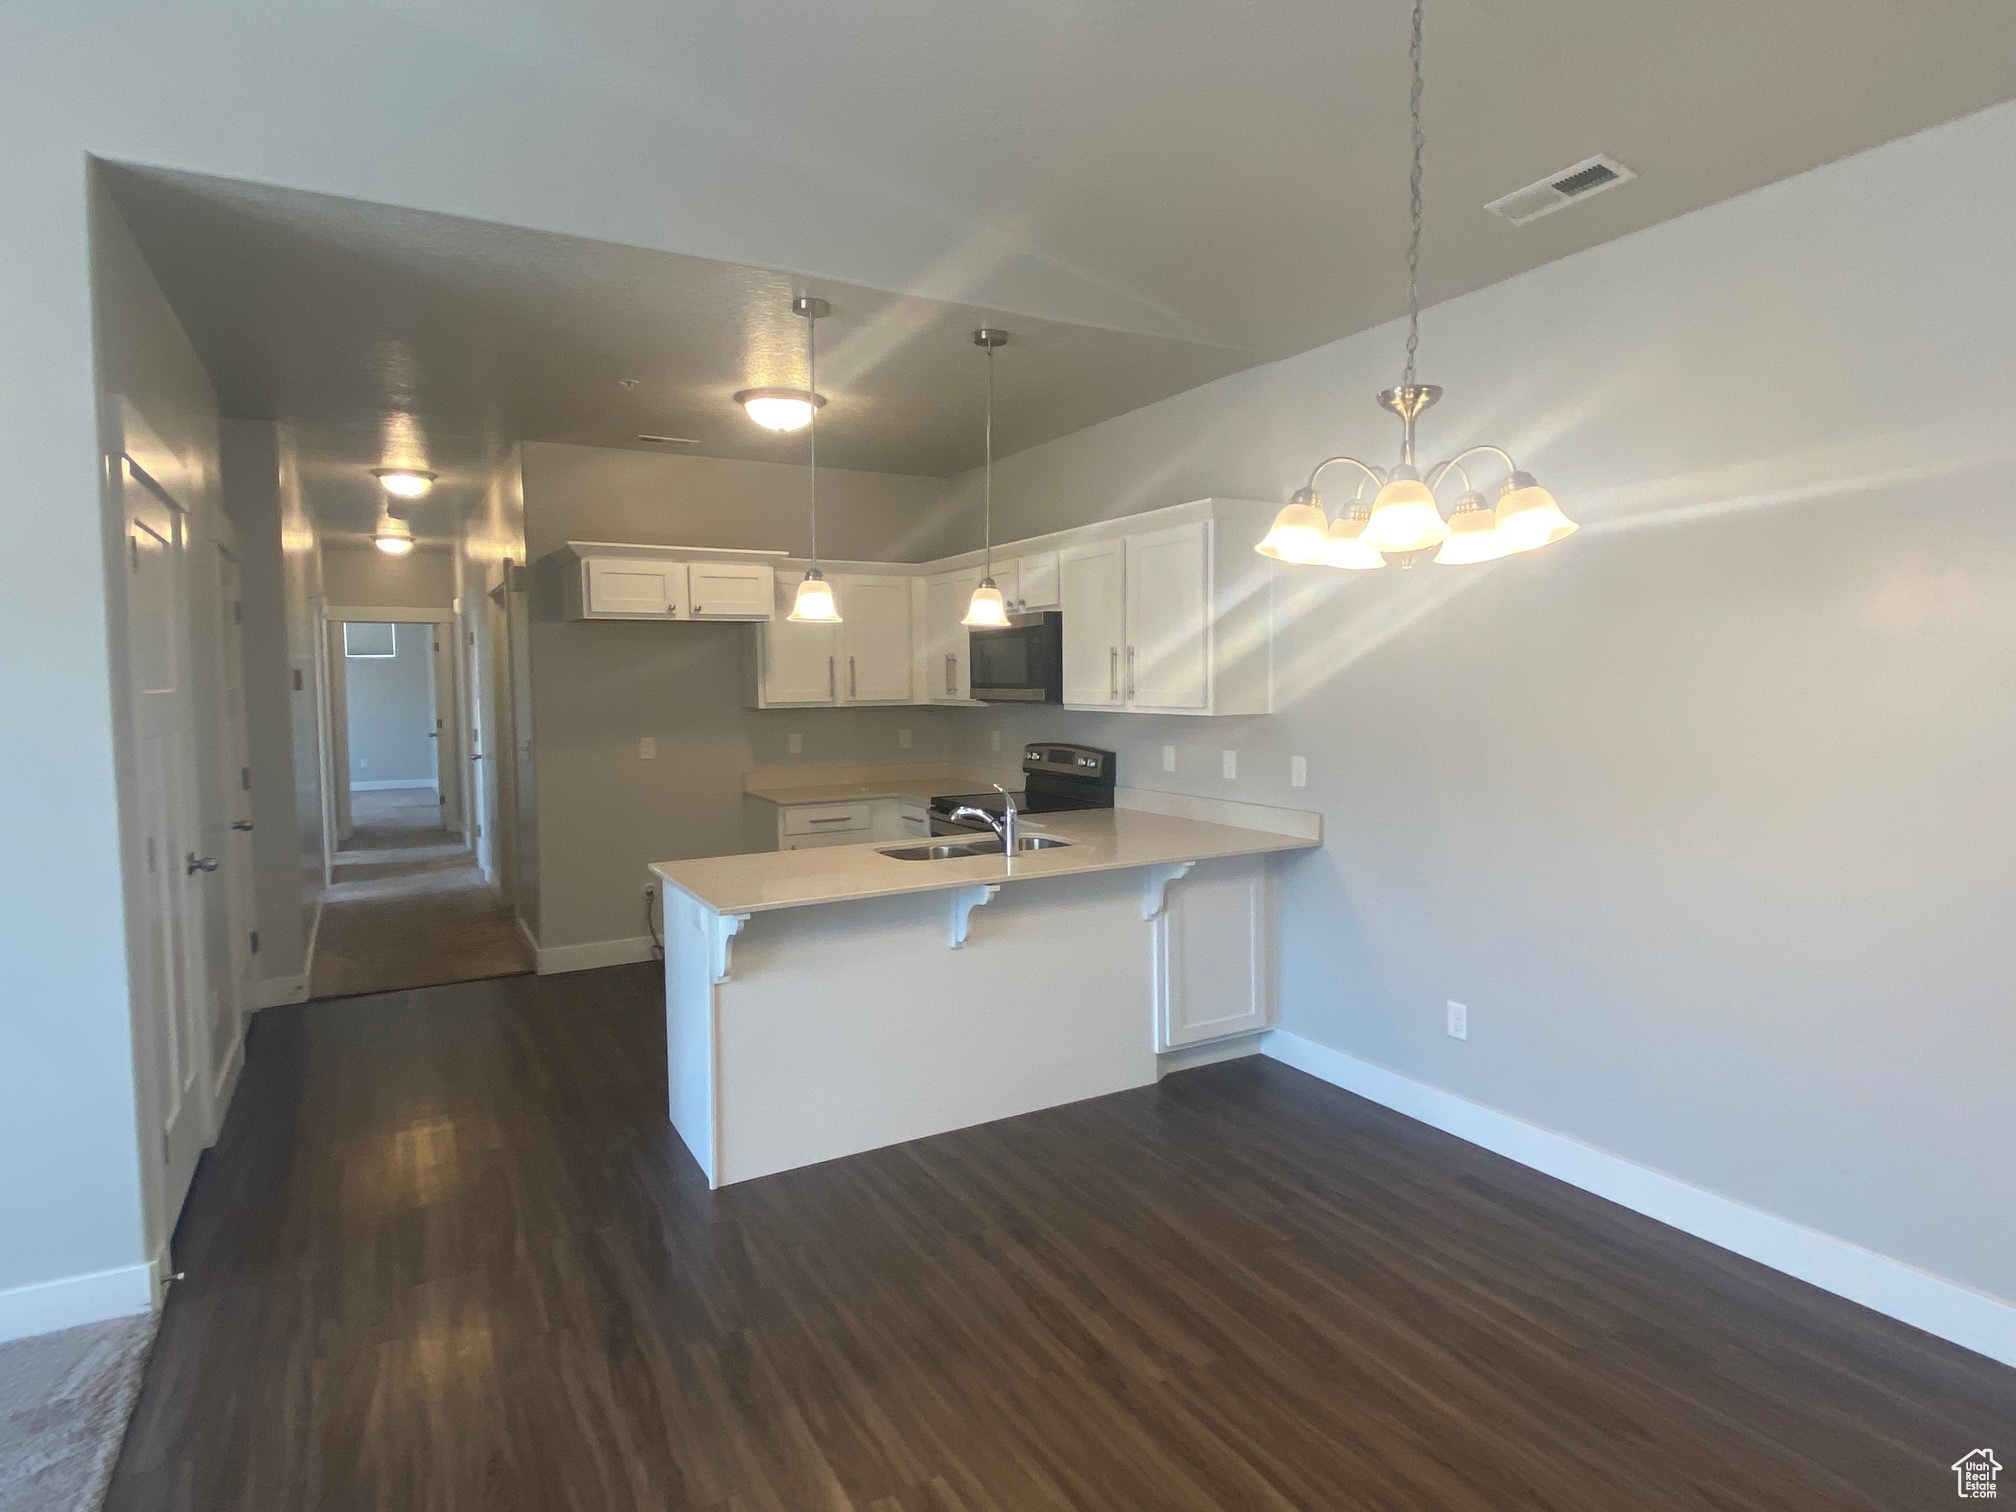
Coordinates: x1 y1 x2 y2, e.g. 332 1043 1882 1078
1255 0 1576 573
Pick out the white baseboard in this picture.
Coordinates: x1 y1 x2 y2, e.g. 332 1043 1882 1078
351 779 438 791
1263 1029 2016 1370
535 934 658 975
211 1030 245 1134
1157 1031 1266 1076
0 1263 153 1344
514 913 539 965
254 973 308 1009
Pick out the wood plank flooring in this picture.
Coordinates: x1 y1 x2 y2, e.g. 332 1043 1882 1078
108 964 2013 1510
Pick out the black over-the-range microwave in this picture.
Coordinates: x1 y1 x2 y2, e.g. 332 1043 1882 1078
967 612 1063 703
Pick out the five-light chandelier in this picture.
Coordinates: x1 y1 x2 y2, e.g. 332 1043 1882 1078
1256 0 1575 571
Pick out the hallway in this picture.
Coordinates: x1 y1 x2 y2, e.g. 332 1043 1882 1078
310 787 531 1000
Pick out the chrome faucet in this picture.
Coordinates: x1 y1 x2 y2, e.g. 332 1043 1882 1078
947 783 1019 853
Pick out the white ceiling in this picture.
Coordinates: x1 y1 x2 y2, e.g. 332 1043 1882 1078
100 0 2016 545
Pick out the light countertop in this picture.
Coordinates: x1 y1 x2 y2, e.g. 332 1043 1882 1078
742 778 962 806
650 807 1319 915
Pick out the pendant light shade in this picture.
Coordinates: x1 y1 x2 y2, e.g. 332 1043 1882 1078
1255 490 1331 565
1432 491 1512 565
787 567 840 622
961 579 1010 628
1322 505 1386 570
1361 468 1449 554
963 328 1013 627
1495 472 1578 553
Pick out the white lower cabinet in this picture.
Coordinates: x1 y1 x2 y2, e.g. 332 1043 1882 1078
1153 855 1274 1049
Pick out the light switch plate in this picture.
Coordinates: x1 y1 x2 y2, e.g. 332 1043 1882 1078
1291 755 1308 788
1221 749 1238 780
638 737 656 760
898 729 913 749
787 733 803 755
1162 745 1177 773
1447 1001 1468 1040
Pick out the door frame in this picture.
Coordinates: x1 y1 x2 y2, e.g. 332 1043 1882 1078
323 603 462 846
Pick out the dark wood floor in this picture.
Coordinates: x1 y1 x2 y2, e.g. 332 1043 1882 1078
109 964 2011 1510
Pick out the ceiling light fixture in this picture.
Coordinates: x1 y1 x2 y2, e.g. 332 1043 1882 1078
784 296 841 623
370 467 437 500
962 328 1012 629
734 386 826 433
372 511 416 556
1257 0 1575 572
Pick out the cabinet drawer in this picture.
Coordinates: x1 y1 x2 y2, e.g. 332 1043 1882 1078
779 802 873 837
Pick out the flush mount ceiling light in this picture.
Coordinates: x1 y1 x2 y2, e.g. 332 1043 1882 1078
1256 0 1575 573
961 328 1012 629
370 467 437 500
783 297 842 623
734 387 827 433
372 509 415 556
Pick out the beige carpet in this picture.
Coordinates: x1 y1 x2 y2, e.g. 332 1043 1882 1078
310 787 532 1000
0 1315 153 1512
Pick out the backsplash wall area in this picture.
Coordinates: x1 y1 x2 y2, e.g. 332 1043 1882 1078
943 101 2016 1307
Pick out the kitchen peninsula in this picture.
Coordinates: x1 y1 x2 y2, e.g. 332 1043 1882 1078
651 800 1319 1186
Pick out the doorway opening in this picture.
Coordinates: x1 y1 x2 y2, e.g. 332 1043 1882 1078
311 610 531 999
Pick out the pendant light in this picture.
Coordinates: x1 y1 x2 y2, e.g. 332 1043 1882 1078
962 328 1012 628
784 296 841 623
1257 0 1576 571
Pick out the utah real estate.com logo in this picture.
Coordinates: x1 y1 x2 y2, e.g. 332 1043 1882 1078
1954 1449 2001 1499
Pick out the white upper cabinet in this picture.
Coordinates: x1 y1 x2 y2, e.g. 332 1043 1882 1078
920 569 982 704
758 611 840 707
837 576 913 703
1012 550 1060 611
688 562 775 620
577 557 690 620
1124 521 1209 711
1059 540 1125 707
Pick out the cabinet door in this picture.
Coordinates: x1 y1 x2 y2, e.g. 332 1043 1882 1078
837 576 913 703
1059 540 1125 707
1124 521 1209 711
923 570 980 702
585 557 688 619
689 562 775 619
1015 550 1060 610
1154 856 1273 1049
759 577 837 705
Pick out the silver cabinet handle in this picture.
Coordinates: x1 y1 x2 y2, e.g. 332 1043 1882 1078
848 655 857 699
806 817 853 826
231 820 254 832
1126 645 1137 702
1109 646 1119 701
945 652 956 697
185 852 219 875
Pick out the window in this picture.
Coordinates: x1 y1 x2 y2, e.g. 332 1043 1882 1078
343 622 397 658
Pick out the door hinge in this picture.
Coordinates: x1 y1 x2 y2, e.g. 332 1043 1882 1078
249 929 260 956
467 631 475 647
129 535 140 573
240 766 252 791
233 599 243 624
292 669 304 692
145 836 157 873
161 1131 171 1161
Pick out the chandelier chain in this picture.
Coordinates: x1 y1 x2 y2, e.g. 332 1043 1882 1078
1403 0 1424 391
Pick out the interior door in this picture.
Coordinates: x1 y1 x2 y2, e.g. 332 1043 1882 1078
1059 539 1125 707
214 546 256 1051
464 603 495 882
123 458 211 1233
838 576 913 703
1124 521 1209 711
431 623 464 835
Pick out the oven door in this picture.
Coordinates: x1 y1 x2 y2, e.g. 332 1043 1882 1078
968 613 1062 703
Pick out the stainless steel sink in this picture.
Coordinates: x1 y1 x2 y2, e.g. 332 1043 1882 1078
878 835 1073 861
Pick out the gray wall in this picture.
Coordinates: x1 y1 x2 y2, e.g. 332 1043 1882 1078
323 545 455 611
520 443 960 949
937 103 2016 1303
343 623 437 787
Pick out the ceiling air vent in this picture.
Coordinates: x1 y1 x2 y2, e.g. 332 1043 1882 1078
1484 154 1635 226
635 434 700 446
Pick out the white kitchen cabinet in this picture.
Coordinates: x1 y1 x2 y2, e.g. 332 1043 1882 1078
1011 550 1060 611
837 576 913 703
755 573 839 706
920 569 982 704
574 557 690 620
1059 539 1125 707
1153 854 1274 1049
1124 521 1209 711
688 562 775 619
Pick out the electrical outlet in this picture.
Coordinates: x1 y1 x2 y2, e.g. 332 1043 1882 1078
1221 749 1238 780
1291 755 1308 788
1446 1001 1468 1040
990 730 1002 752
787 733 803 755
898 729 913 749
1162 744 1177 773
359 757 370 769
638 737 656 760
